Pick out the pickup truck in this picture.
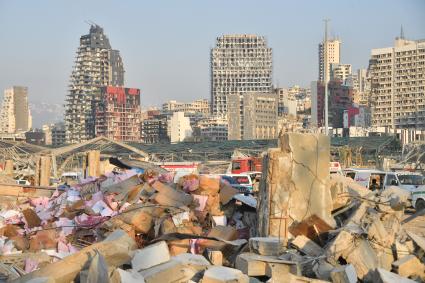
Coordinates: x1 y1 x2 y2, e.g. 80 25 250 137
345 168 425 211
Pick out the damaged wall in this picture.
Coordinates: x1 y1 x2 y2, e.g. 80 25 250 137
258 133 335 238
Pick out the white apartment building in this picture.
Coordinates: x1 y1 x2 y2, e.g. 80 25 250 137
330 63 352 82
319 38 341 82
162 99 210 114
0 86 31 133
211 34 272 116
197 116 228 141
369 36 425 129
170 112 192 143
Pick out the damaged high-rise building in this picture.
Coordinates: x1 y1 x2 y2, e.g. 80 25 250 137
211 35 273 116
65 24 124 143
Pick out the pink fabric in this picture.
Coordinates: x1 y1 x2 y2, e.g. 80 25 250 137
29 197 50 209
24 258 39 273
182 178 199 192
74 214 106 227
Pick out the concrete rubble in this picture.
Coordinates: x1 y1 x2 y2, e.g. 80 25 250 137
0 132 424 282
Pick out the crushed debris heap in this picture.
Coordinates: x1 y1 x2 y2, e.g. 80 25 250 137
0 132 424 283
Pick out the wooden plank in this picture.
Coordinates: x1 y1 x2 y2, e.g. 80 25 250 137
0 184 56 198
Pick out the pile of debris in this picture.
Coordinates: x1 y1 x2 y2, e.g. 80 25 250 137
0 161 257 282
0 132 424 283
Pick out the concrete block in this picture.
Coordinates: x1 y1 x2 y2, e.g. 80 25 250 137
268 273 330 283
330 264 357 283
392 254 425 279
265 262 292 278
249 237 286 256
202 266 249 283
132 241 170 271
326 231 378 279
372 268 417 283
207 250 223 266
292 235 324 257
140 253 210 283
235 253 267 276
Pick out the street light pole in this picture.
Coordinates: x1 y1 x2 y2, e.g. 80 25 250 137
324 19 330 136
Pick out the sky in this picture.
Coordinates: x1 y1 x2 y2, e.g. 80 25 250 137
1 0 425 113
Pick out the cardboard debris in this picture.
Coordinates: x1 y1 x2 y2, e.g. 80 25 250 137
15 230 136 283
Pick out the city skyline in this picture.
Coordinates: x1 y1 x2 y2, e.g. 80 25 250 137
1 0 425 113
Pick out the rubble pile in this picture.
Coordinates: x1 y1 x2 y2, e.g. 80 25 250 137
0 133 424 282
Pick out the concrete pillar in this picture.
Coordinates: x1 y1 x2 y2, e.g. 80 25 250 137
4 160 14 177
87 150 100 177
39 156 51 187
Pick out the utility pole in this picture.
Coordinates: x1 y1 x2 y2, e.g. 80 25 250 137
324 19 330 136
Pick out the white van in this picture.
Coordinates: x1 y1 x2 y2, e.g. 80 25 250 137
345 168 425 211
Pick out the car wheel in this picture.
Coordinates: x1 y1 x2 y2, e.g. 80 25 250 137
415 199 425 212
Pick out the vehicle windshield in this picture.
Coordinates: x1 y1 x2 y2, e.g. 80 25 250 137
398 175 424 185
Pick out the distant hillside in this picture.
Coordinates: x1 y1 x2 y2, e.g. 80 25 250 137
29 101 64 128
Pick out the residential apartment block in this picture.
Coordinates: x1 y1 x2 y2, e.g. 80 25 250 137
330 63 352 82
311 80 354 128
228 92 278 140
95 86 141 142
318 38 341 82
169 112 192 143
65 25 125 143
369 36 425 129
162 99 210 114
211 35 272 116
0 86 32 133
196 116 228 141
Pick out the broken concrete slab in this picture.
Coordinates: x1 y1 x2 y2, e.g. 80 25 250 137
405 230 425 252
291 235 324 257
267 273 330 283
326 231 378 279
140 253 210 283
330 264 357 283
391 254 425 279
249 237 286 256
265 262 293 278
371 268 417 283
235 253 267 276
132 241 171 271
202 266 249 283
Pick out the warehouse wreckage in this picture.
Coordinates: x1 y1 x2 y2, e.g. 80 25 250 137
0 134 424 282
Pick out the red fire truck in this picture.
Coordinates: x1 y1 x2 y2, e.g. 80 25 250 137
231 157 262 174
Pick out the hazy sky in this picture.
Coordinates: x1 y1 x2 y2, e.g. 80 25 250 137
1 0 425 109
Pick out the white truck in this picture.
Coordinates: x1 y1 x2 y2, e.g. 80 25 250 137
344 168 425 211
